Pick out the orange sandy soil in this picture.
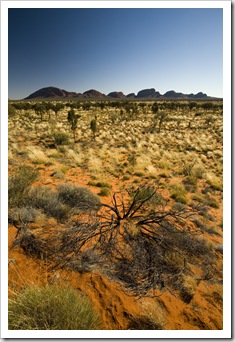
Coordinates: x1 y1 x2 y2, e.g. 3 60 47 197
8 163 223 330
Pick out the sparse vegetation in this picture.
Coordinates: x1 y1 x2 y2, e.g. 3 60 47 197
54 132 70 145
8 99 223 330
57 183 101 212
8 285 102 330
9 165 39 208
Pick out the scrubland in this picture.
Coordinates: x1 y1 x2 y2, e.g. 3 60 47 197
8 100 223 330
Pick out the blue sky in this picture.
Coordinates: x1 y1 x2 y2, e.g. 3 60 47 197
8 7 223 99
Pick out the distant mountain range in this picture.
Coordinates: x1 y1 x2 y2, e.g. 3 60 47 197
24 86 219 100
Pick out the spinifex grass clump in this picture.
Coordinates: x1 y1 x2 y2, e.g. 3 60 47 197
9 285 102 330
8 165 38 208
57 183 101 212
27 186 69 221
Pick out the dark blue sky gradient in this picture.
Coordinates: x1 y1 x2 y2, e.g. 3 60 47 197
8 8 223 99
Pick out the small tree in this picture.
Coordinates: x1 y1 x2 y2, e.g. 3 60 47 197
90 118 97 139
188 101 197 111
153 112 168 133
33 103 46 121
151 102 159 114
67 109 80 142
53 103 64 118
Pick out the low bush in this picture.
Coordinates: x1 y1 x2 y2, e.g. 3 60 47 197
95 181 112 189
27 186 69 221
170 184 187 204
8 285 102 330
98 188 110 196
8 206 42 225
8 165 39 208
57 184 101 212
191 193 205 203
8 103 17 117
13 230 47 259
134 171 145 177
182 176 197 192
205 195 220 209
54 132 70 146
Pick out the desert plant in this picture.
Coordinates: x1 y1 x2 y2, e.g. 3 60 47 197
57 183 101 212
8 103 17 117
170 184 188 204
188 101 198 111
50 183 214 297
98 188 110 196
95 181 112 189
151 102 159 114
154 112 168 132
12 229 48 259
54 132 70 146
8 285 102 330
8 165 39 208
90 118 97 139
52 103 64 117
33 103 46 121
205 195 220 209
8 206 42 226
27 186 69 221
67 109 81 142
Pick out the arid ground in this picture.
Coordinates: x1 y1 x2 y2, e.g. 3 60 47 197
8 100 223 330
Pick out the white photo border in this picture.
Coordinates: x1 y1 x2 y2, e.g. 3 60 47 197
1 0 231 339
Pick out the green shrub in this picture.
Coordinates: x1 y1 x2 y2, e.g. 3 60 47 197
8 166 39 208
192 167 205 179
57 183 101 212
54 132 70 146
170 184 187 204
27 186 69 220
8 285 102 330
98 188 110 196
8 206 42 225
182 176 197 192
8 103 17 117
122 175 130 181
173 196 188 205
191 193 205 203
207 179 223 192
134 171 145 177
87 180 97 186
205 195 220 209
95 181 112 189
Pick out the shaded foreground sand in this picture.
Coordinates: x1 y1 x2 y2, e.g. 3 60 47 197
8 220 222 330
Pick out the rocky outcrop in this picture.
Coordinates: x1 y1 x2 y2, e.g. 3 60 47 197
190 92 208 99
163 90 187 98
24 86 215 100
136 88 156 98
108 91 126 99
83 89 107 98
126 93 136 98
25 86 79 99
